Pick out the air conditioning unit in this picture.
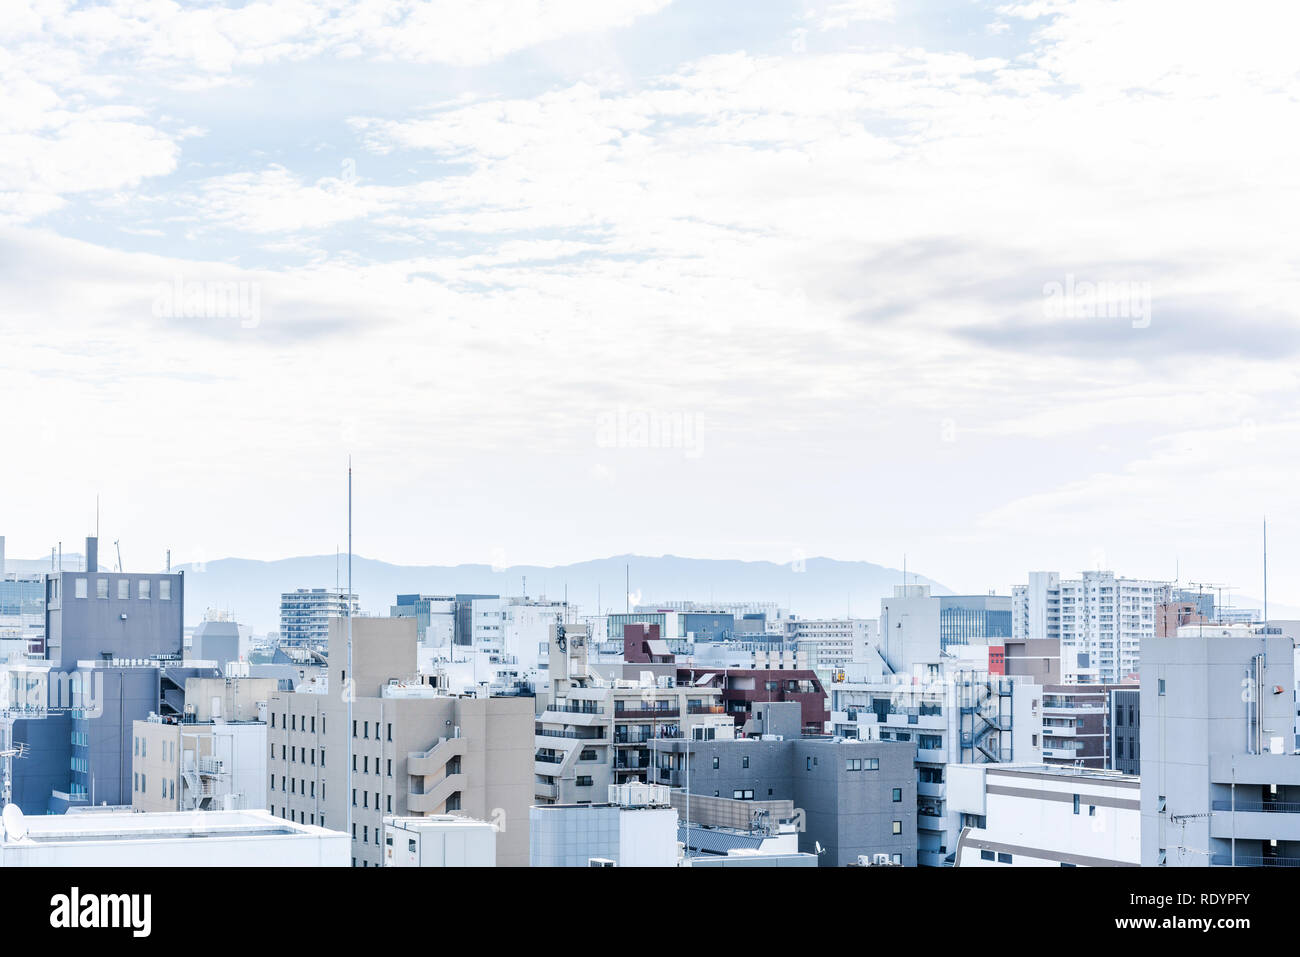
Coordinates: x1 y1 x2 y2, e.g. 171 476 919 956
588 858 617 867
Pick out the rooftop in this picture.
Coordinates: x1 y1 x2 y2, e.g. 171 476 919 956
0 808 332 845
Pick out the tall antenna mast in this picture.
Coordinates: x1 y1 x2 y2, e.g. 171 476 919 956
1263 516 1268 625
346 457 353 857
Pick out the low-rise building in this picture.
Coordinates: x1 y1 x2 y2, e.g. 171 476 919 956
949 764 1139 867
383 814 497 866
0 807 347 867
530 783 679 867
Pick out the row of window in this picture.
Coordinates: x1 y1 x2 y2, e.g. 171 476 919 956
72 578 171 601
275 806 322 828
272 713 322 733
131 772 174 801
274 744 325 767
274 776 320 798
132 736 177 763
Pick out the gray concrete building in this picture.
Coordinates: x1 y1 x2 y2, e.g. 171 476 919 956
1141 630 1300 866
267 616 534 867
656 702 917 866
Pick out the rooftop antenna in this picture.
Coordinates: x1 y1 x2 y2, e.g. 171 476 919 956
1263 516 1269 625
346 457 353 852
114 540 123 573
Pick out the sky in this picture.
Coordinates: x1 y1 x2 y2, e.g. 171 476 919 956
2 0 1298 607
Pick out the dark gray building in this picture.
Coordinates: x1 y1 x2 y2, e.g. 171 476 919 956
1110 688 1140 774
5 537 194 813
655 702 917 866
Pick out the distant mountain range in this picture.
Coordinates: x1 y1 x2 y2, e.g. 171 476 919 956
157 554 952 634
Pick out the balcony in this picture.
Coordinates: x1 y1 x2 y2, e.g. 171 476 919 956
918 781 946 799
613 708 680 719
1209 801 1300 842
1209 854 1300 867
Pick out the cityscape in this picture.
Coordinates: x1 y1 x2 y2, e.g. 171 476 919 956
0 534 1292 876
1 0 1291 937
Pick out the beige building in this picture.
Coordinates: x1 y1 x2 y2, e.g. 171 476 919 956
267 616 534 868
131 673 278 813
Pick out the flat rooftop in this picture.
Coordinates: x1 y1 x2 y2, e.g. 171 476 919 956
988 763 1139 784
2 809 332 844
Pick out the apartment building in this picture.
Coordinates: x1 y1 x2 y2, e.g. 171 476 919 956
783 618 875 678
950 764 1140 867
681 667 828 734
1013 570 1164 683
279 588 359 650
1141 630 1300 867
534 623 730 805
266 616 534 867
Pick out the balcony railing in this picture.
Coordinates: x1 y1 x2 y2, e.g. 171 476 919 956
535 728 606 740
1210 854 1300 867
1211 800 1300 814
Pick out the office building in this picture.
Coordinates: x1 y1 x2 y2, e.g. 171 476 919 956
939 595 1012 652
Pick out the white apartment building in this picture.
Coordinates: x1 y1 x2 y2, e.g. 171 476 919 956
784 618 876 676
279 589 359 648
1013 571 1165 683
829 585 1043 867
949 764 1140 867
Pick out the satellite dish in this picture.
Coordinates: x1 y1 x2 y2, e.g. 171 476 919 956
3 804 27 842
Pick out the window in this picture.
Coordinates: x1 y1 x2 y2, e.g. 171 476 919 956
742 756 749 769
387 723 392 742
75 578 88 599
806 757 813 770
1158 679 1166 696
138 579 151 599
980 849 995 861
576 776 593 787
997 852 1012 864
713 757 720 769
387 759 392 777
1089 805 1096 817
732 789 755 800
117 579 129 600
159 579 171 600
847 758 863 771
892 820 902 835
892 788 902 802
1073 794 1080 815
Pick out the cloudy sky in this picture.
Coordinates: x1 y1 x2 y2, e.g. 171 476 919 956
2 0 1297 607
